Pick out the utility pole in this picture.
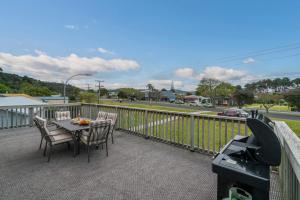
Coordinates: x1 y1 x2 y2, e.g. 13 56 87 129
86 83 92 92
95 80 104 104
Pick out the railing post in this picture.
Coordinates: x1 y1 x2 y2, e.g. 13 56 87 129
89 105 92 119
28 107 34 127
190 114 195 152
145 110 149 139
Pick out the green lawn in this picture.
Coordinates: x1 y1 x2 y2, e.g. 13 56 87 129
99 100 196 113
244 104 291 112
93 101 300 142
272 118 300 137
106 108 250 153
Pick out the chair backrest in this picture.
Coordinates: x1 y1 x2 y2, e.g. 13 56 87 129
87 120 111 145
33 116 45 137
96 111 107 121
55 111 71 121
34 116 51 138
106 112 118 126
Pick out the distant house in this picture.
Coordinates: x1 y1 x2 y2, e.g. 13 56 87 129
160 90 176 102
39 95 68 104
108 91 118 99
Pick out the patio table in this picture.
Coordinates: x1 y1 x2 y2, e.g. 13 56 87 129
52 119 91 132
52 119 91 155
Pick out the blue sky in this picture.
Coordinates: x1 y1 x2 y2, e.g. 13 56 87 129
0 0 300 91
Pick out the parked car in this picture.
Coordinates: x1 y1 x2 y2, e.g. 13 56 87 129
218 108 249 118
189 101 200 106
175 100 184 104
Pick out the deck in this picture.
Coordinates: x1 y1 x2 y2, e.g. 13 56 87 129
0 127 282 200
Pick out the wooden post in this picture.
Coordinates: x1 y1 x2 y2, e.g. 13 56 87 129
29 107 34 127
190 115 195 152
145 110 149 139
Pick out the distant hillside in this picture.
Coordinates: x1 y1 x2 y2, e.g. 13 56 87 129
0 72 81 100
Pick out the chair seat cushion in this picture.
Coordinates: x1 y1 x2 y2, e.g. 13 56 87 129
52 133 73 144
80 134 105 145
49 129 68 135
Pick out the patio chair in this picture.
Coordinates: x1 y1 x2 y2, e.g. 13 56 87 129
96 111 107 121
106 112 118 144
35 116 74 162
34 116 68 150
55 111 71 121
79 120 111 162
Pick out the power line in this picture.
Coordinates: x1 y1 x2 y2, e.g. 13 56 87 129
215 41 300 63
216 45 300 65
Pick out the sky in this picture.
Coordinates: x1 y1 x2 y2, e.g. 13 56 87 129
0 0 300 91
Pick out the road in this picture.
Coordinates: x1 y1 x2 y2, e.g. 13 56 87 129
114 100 300 121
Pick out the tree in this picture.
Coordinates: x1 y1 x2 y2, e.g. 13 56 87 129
0 83 10 93
117 88 141 100
69 87 81 101
292 78 300 88
196 78 221 105
21 83 52 96
0 67 3 72
232 88 254 108
146 84 155 101
215 82 235 97
79 92 97 103
256 93 283 113
284 88 300 111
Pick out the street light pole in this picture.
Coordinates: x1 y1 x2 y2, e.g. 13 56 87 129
96 80 104 104
63 73 91 103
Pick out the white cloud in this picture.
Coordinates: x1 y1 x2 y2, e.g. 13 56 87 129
104 82 130 89
196 66 251 82
97 47 114 55
174 67 195 78
0 51 139 82
64 25 78 30
34 49 46 56
243 57 255 64
148 80 183 90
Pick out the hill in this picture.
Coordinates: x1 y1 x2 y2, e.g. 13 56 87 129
0 72 81 100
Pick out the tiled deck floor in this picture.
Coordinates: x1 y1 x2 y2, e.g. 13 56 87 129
0 127 282 200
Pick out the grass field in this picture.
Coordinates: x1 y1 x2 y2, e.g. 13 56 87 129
96 100 300 138
99 100 196 112
272 118 300 137
108 109 249 153
244 103 291 112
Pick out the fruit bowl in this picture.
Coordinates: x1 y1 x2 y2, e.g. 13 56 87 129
79 119 91 126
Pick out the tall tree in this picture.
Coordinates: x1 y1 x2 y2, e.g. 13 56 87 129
284 88 300 111
215 82 235 97
257 93 283 113
232 88 254 108
196 78 221 104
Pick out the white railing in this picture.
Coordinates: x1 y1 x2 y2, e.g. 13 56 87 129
275 121 300 200
2 103 299 199
81 103 249 154
0 103 81 128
